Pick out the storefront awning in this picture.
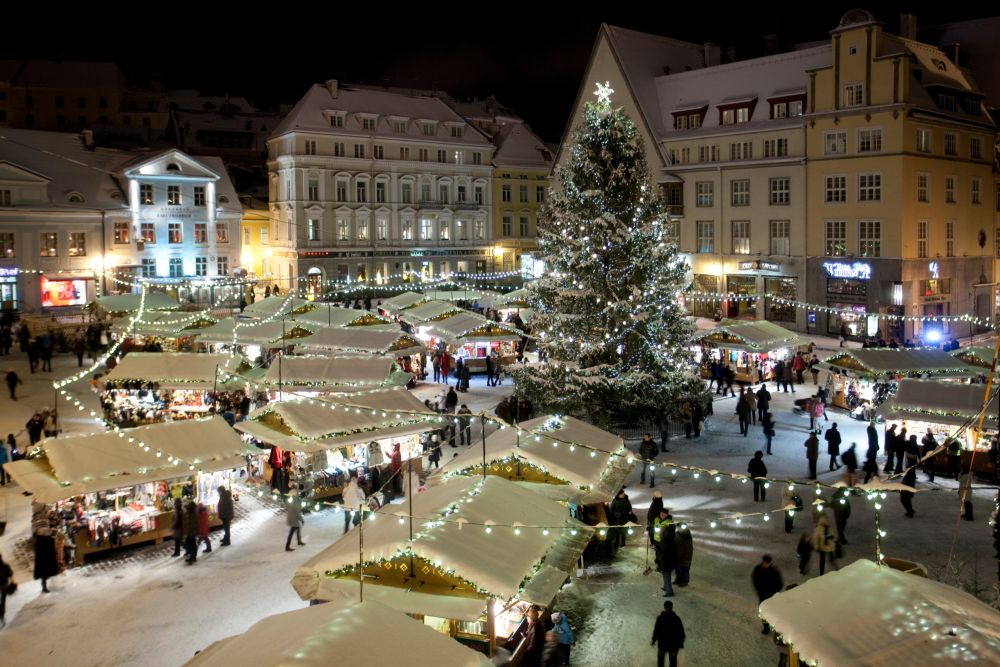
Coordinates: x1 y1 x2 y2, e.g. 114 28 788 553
102 352 248 389
817 349 979 379
876 379 998 428
691 319 811 353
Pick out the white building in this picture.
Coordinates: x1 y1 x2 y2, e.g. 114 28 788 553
267 80 495 293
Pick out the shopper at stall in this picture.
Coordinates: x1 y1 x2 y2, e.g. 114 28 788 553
883 424 898 473
285 489 306 551
920 429 938 482
744 388 757 426
25 414 43 445
608 489 632 550
217 486 234 547
342 476 366 533
551 611 575 665
894 427 908 474
653 510 677 597
522 606 545 667
183 500 200 564
197 502 212 554
5 369 20 401
33 526 58 593
439 352 452 387
792 353 806 385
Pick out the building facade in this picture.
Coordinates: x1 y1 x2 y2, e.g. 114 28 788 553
239 196 271 280
267 80 495 295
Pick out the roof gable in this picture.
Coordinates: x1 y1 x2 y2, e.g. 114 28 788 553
122 149 220 180
0 161 51 184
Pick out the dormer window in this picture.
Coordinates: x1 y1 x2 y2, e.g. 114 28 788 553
327 112 345 128
671 106 707 131
450 126 464 138
361 117 377 131
717 98 756 126
931 58 947 71
769 94 806 119
421 123 436 137
391 119 407 133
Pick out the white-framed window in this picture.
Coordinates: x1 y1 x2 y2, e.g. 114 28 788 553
858 128 882 153
917 173 929 202
450 126 463 138
418 148 428 162
474 219 485 240
769 177 790 205
945 176 956 204
399 146 410 160
140 258 156 278
858 173 881 202
401 182 412 204
439 220 449 240
422 123 436 136
194 223 208 244
358 220 369 241
763 138 788 157
457 220 468 241
140 222 155 244
356 181 367 202
858 220 881 257
502 215 512 236
330 115 344 128
825 220 847 256
502 184 511 202
373 144 384 159
420 219 433 240
454 151 464 165
696 221 714 253
789 99 803 116
972 178 982 205
39 232 58 257
519 185 528 203
917 221 928 258
731 220 750 255
362 118 376 131
772 102 787 119
473 152 482 165
769 220 790 256
375 181 386 203
519 216 530 237
392 120 406 133
475 186 484 205
824 131 847 155
337 218 350 241
438 184 448 204
0 233 12 258
376 217 388 241
729 141 752 160
168 222 182 244
167 185 181 206
402 218 413 241
455 185 466 203
944 132 957 156
354 144 365 158
215 223 228 243
696 181 713 207
195 256 208 276
334 142 345 157
168 257 183 277
916 128 931 153
304 140 316 155
260 227 268 244
731 179 750 206
216 257 228 276
336 180 347 202
842 83 864 107
437 149 447 163
698 145 721 162
193 186 206 206
971 137 983 160
307 219 320 242
113 222 130 244
420 183 432 203
536 185 545 203
308 178 319 201
139 184 153 205
946 221 955 257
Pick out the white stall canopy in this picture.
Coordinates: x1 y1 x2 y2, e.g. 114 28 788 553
111 311 219 338
102 352 247 389
292 304 391 328
240 295 312 319
398 299 464 325
818 349 979 379
95 292 179 313
293 328 424 357
192 318 316 346
424 312 523 345
262 355 409 391
379 291 427 314
877 379 999 428
691 319 811 353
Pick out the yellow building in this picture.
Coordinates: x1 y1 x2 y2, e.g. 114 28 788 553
239 196 272 281
805 10 996 342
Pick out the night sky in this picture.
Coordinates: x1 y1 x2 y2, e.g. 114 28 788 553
2 2 991 142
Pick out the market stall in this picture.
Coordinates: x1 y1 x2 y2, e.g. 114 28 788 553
110 311 219 351
234 387 432 499
2 417 253 564
94 292 180 315
397 299 464 326
378 291 427 317
291 303 392 329
691 319 812 384
261 354 411 393
191 317 317 355
291 476 594 658
239 295 313 320
293 327 424 358
950 346 996 371
419 312 524 374
759 559 1000 666
182 600 492 667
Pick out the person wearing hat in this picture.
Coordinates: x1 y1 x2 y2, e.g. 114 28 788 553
646 490 664 542
551 611 575 665
652 510 676 597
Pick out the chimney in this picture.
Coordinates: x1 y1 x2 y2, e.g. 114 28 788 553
899 13 917 40
704 43 720 67
81 129 94 150
763 35 779 56
325 79 339 98
945 43 961 65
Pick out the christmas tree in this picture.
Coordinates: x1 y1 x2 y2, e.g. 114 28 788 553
513 83 705 426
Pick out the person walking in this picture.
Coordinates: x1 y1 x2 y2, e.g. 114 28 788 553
681 402 693 439
752 555 784 633
736 391 751 436
551 611 575 666
810 397 825 430
748 451 768 502
792 353 806 385
812 515 839 574
745 388 757 426
782 361 796 394
796 533 813 575
5 370 21 400
723 365 736 397
655 411 671 453
427 435 441 468
804 431 819 480
713 362 725 396
284 489 306 551
33 527 59 593
824 423 842 471
439 352 451 387
652 509 676 597
342 476 366 533
867 420 879 461
921 429 938 482
674 524 693 587
755 385 770 423
651 600 685 667
25 414 43 445
217 486 234 546
640 433 659 488
432 352 441 383
862 447 880 483
183 500 199 563
772 360 785 393
171 498 184 557
457 404 472 446
444 386 458 414
809 354 821 385
73 335 86 368
900 467 917 518
38 334 52 372
762 412 776 455
841 443 858 479
831 488 851 544
197 502 212 554
839 322 849 347
883 424 898 473
781 485 803 534
0 552 13 626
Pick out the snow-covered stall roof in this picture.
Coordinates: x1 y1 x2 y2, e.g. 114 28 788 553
240 295 312 319
4 417 253 503
290 304 390 328
439 415 632 504
261 355 408 390
95 292 179 313
817 349 979 379
110 311 219 338
876 379 999 429
292 476 594 603
425 288 494 303
425 312 523 344
307 579 489 621
495 288 532 308
397 299 463 325
182 600 492 667
379 291 427 314
950 346 996 370
234 388 433 452
191 318 316 346
691 319 810 353
102 352 246 389
293 328 424 357
759 559 1000 666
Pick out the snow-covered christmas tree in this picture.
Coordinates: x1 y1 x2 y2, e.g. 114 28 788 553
513 83 705 426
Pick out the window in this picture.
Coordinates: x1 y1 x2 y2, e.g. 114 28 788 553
535 185 545 203
354 144 365 158
437 149 446 163
772 102 788 119
972 178 982 205
456 185 467 203
439 221 449 240
330 115 344 128
337 218 350 241
336 180 347 202
169 222 182 244
244 228 250 246
362 118 376 131
376 218 388 240
858 220 881 257
662 220 680 245
304 140 316 155
475 186 484 205
842 83 863 107
401 183 412 204
260 227 268 244
769 177 790 205
376 181 386 203
502 215 512 236
422 123 436 136
140 184 154 205
215 223 228 243
858 128 882 153
696 182 714 207
824 131 847 155
917 221 928 258
696 221 714 253
399 146 410 160
195 257 208 276
165 185 181 206
392 120 406 133
356 181 367 202
916 129 931 153
420 184 431 202
731 179 750 206
169 258 183 278
402 219 413 240
418 148 428 162
789 99 803 116
141 258 156 278
763 138 788 157
971 137 983 160
193 186 206 207
438 184 448 204
334 142 345 157
474 220 485 240
113 222 130 244
518 185 528 203
358 220 369 241
194 223 208 244
473 152 482 165
308 178 319 201
945 221 954 257
217 257 228 276
502 184 511 203
825 220 847 256
917 174 929 202
68 232 86 257
769 220 790 256
519 216 530 237
0 233 13 258
420 219 433 240
39 232 58 257
858 173 881 202
945 176 956 204
373 145 384 160
731 220 750 255
729 141 752 160
944 133 957 156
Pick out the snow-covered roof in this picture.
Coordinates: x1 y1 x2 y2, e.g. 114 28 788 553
95 292 180 313
291 304 391 328
261 355 407 390
182 599 492 667
920 17 1000 108
817 349 978 379
493 122 554 169
234 388 432 453
398 300 463 324
425 288 496 303
692 319 811 353
425 312 523 344
110 311 219 338
240 295 312 319
7 60 125 89
494 288 532 307
877 379 998 429
760 559 1000 666
192 318 316 346
102 352 244 389
440 415 632 505
378 291 427 314
950 346 995 369
292 476 593 603
293 327 423 357
309 579 489 621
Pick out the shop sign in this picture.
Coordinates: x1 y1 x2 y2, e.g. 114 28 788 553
823 261 871 280
738 261 756 271
929 261 939 279
760 261 780 272
737 260 781 272
40 276 88 307
0 267 19 277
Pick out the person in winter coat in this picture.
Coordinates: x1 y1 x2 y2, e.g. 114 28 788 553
217 486 234 546
862 448 880 483
841 443 858 479
921 429 938 482
457 404 472 446
946 438 962 479
0 552 13 625
825 423 842 471
811 515 839 574
640 433 659 487
831 488 851 544
796 533 813 575
444 387 458 413
755 385 771 422
867 421 879 458
427 435 442 468
809 354 821 384
342 477 366 533
197 503 212 554
713 363 725 395
646 490 664 541
0 437 8 485
285 489 306 551
883 424 898 472
652 509 676 596
804 432 819 479
5 370 21 400
752 555 784 632
183 500 200 563
522 606 545 667
900 467 917 518
723 365 736 397
171 497 184 557
691 402 704 438
781 361 796 394
540 630 561 667
736 391 751 436
439 353 452 387
761 411 776 455
651 600 686 667
33 527 59 593
432 353 441 383
674 524 693 587
551 611 575 665
748 451 768 502
745 389 757 425
894 427 908 474
781 485 803 534
608 489 633 549
792 353 807 384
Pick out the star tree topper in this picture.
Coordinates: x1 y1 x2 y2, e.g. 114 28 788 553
593 81 614 107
